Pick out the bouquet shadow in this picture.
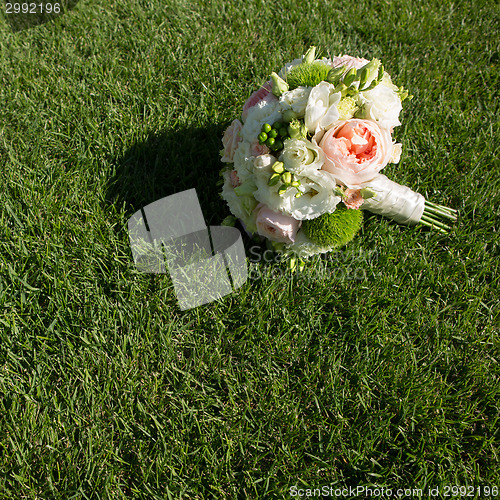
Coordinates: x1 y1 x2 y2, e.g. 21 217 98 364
106 124 228 227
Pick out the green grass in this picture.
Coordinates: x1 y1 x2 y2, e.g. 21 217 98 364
0 0 499 497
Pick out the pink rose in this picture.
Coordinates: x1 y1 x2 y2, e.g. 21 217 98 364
221 119 243 163
250 141 270 157
229 170 241 188
241 81 276 122
319 119 394 187
344 189 364 210
255 204 301 244
329 55 370 71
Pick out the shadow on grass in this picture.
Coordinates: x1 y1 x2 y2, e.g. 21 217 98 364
103 123 234 313
106 123 229 227
4 0 80 31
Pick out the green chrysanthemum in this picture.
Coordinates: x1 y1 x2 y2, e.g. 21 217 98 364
285 62 332 90
302 204 363 248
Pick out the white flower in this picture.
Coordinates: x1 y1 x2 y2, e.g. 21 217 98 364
240 98 282 144
232 141 255 184
253 163 341 221
221 171 258 233
390 143 402 164
279 138 324 175
254 154 278 170
304 81 341 133
279 86 311 117
358 83 403 130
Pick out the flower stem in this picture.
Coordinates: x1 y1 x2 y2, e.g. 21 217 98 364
425 200 458 214
419 201 458 233
423 204 457 221
421 214 450 230
419 218 448 234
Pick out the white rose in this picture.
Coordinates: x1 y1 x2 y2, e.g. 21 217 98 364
279 86 311 117
358 83 403 130
240 98 282 143
287 169 341 219
304 81 341 133
253 163 341 220
279 138 324 175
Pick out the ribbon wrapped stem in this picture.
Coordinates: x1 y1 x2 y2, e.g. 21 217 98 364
361 174 457 232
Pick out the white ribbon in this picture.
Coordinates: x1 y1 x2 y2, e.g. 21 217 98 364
361 174 425 225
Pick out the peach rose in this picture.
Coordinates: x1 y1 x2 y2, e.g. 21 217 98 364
221 119 243 163
255 205 301 244
318 119 395 187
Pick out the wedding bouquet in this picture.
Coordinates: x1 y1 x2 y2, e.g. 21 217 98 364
220 47 457 259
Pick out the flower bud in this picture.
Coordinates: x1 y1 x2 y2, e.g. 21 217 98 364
377 64 384 81
271 161 285 173
357 67 369 87
343 68 357 88
333 82 347 94
333 186 345 198
303 46 316 64
357 58 382 90
327 66 346 85
281 171 292 184
397 86 412 101
270 72 289 97
268 173 281 186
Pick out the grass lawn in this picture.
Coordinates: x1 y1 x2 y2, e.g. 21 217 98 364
0 0 499 497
